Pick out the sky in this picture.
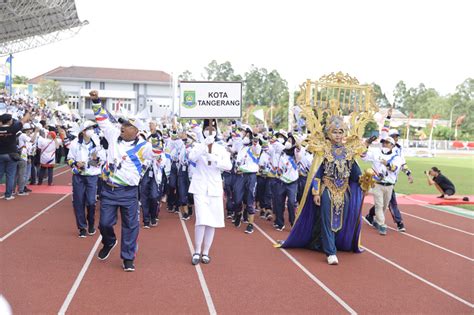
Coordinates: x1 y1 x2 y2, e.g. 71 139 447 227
5 0 474 98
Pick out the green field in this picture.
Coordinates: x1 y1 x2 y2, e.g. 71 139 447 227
357 156 474 210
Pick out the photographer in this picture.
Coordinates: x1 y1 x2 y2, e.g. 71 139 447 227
425 167 469 201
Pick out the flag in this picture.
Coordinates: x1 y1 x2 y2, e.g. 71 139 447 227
4 55 12 95
253 109 265 122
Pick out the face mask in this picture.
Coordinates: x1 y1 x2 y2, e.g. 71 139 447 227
381 147 391 154
242 137 250 145
203 130 215 138
285 142 292 150
277 138 285 144
85 129 94 138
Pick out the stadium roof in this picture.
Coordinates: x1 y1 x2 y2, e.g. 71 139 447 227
0 0 88 56
28 66 172 84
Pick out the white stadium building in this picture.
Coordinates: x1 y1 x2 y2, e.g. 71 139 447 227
27 66 173 119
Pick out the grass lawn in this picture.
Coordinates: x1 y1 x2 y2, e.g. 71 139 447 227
357 156 474 196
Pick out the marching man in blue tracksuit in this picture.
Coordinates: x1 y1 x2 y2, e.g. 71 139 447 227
67 120 105 238
90 90 155 272
233 131 261 234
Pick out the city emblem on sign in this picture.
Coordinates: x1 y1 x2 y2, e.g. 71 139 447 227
183 90 197 108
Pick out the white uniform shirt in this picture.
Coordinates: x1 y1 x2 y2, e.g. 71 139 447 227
236 144 261 173
67 136 105 176
362 149 404 184
188 142 232 197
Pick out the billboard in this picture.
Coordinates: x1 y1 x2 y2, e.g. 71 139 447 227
179 81 242 118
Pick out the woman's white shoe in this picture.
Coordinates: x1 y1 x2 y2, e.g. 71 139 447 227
327 255 339 265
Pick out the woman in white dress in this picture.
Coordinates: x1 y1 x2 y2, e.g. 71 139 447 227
188 119 232 265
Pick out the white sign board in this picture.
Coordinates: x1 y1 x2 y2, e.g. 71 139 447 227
179 81 242 118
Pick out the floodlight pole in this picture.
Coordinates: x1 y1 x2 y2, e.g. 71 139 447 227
448 103 460 129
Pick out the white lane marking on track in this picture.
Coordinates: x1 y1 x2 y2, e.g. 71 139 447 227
0 193 71 242
386 226 474 262
400 211 474 236
254 223 357 315
179 215 217 315
363 246 474 308
58 235 102 315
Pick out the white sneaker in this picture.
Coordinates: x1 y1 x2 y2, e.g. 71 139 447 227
5 196 15 201
327 255 339 265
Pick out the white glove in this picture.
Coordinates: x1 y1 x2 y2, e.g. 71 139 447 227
204 136 215 145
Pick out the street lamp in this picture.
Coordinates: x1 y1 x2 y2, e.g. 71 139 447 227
449 103 460 129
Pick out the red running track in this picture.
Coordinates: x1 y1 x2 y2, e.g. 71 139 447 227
1 169 473 314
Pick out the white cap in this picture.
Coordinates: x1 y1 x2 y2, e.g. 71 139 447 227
22 123 33 130
389 129 400 136
80 120 96 132
383 136 396 145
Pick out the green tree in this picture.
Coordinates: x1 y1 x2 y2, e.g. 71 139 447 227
13 75 29 85
203 60 242 81
178 70 195 81
35 80 67 104
371 83 390 107
393 80 407 109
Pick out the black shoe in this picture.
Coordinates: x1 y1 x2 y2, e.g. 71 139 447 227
201 254 211 264
143 222 151 229
233 212 242 228
173 207 180 214
188 206 193 216
151 218 158 226
245 223 254 234
24 187 32 192
78 228 87 238
265 212 273 221
97 240 117 260
363 214 374 226
259 210 266 219
226 212 234 219
88 226 96 235
123 259 135 272
167 208 174 213
181 212 190 221
463 197 470 202
437 194 445 199
397 222 406 232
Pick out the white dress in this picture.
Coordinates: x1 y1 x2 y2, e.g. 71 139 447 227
188 141 232 228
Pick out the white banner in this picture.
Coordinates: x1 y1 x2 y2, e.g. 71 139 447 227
179 81 242 118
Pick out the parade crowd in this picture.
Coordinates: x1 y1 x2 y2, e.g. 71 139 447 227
0 91 465 272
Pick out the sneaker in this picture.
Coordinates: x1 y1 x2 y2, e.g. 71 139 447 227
372 220 380 230
24 187 33 192
5 195 15 201
151 218 158 226
233 212 242 228
97 240 117 260
463 197 470 202
259 211 266 219
17 191 29 196
88 226 96 235
378 225 387 236
167 208 174 213
437 194 445 198
143 222 151 229
123 259 135 272
201 254 211 264
242 216 249 224
191 253 201 265
245 223 254 234
181 213 190 221
266 213 273 221
363 214 374 226
276 225 285 232
226 213 234 219
78 228 87 238
327 255 339 265
0 195 4 199
397 222 406 232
